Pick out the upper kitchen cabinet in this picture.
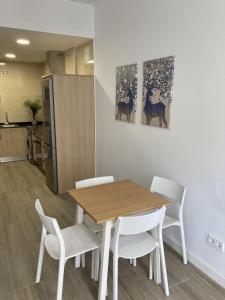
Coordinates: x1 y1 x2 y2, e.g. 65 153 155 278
64 40 94 76
75 40 94 75
46 51 65 75
42 40 94 77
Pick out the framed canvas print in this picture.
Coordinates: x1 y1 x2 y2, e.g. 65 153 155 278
142 56 174 128
115 63 138 123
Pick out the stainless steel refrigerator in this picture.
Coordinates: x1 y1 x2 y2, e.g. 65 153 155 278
42 78 58 193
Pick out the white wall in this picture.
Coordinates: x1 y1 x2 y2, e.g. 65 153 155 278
0 0 94 38
95 0 225 284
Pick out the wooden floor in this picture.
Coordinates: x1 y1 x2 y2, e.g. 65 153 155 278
0 161 224 300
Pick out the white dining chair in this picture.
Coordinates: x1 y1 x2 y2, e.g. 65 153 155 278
35 199 101 300
150 176 187 264
75 176 115 233
112 207 169 300
75 176 115 274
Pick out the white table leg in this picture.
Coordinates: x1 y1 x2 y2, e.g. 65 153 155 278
75 204 84 268
98 220 112 300
152 227 161 284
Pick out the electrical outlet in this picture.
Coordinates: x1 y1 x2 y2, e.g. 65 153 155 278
207 234 225 252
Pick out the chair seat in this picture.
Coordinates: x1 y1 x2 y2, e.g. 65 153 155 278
163 215 179 229
98 231 157 259
84 214 116 233
45 224 101 260
114 232 157 259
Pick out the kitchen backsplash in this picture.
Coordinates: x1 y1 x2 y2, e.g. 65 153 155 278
0 61 43 123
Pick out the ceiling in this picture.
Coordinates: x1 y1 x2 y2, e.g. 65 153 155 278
0 27 91 63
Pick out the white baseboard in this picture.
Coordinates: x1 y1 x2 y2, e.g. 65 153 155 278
163 235 225 289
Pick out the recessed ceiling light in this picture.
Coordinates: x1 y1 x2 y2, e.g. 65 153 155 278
16 38 30 45
0 62 6 66
87 60 94 64
5 53 16 59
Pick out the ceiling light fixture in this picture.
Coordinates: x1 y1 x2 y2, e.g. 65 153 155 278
5 53 16 59
16 38 30 45
0 62 6 66
87 60 94 64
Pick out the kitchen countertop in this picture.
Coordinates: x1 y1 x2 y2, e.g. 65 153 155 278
0 122 43 129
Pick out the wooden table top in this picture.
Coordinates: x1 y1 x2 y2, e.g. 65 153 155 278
68 180 170 224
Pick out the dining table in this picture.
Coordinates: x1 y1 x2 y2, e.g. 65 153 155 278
68 179 170 300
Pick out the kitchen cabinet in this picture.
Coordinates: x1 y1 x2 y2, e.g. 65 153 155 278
42 74 95 193
0 127 27 160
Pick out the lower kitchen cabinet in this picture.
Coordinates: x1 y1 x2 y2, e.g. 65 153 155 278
0 127 27 160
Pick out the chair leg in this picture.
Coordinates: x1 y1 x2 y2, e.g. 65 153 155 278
56 259 65 300
149 252 153 280
113 255 118 300
74 255 81 268
36 233 45 283
129 258 136 266
82 253 86 268
94 249 100 281
155 246 161 282
152 227 161 284
180 222 187 264
91 250 95 280
159 244 169 296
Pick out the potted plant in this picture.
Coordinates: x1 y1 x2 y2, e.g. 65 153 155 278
24 99 42 125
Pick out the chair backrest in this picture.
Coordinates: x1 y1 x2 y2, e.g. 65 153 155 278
113 207 166 254
116 206 166 236
150 176 186 206
35 199 63 240
75 176 114 189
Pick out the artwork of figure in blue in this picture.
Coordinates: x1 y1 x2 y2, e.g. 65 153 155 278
115 63 138 123
142 56 174 128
